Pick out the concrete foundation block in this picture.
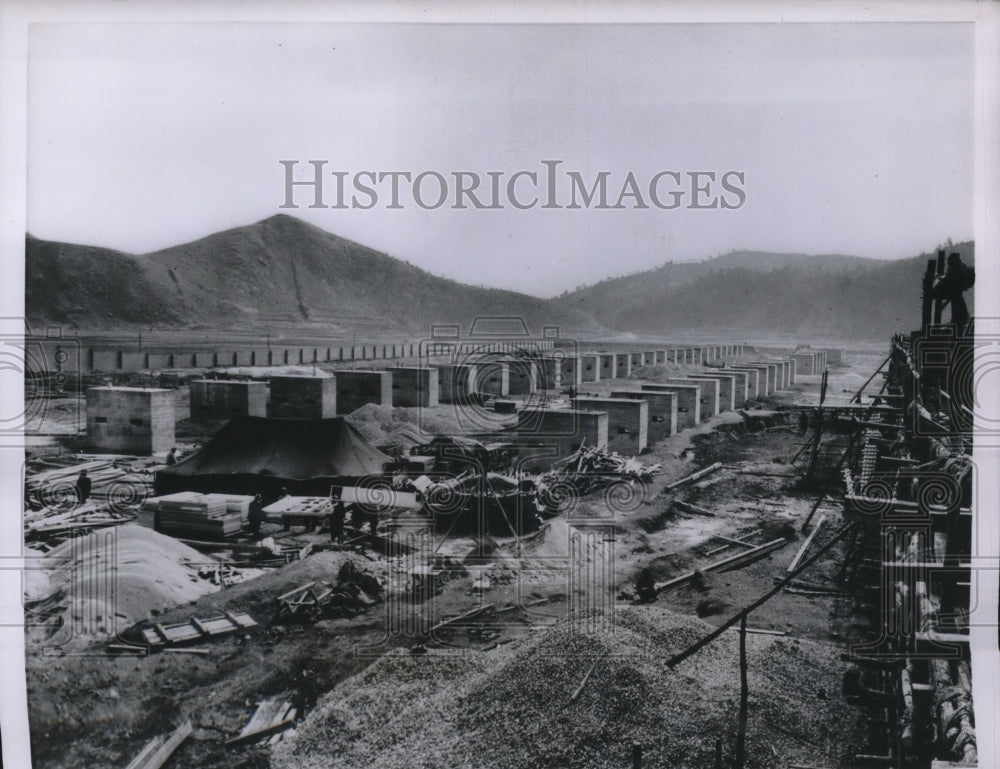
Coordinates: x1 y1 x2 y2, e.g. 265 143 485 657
658 378 719 417
387 367 440 407
189 379 267 421
611 389 677 442
641 383 701 429
515 408 609 451
571 397 648 455
87 386 175 455
269 375 337 419
334 370 393 413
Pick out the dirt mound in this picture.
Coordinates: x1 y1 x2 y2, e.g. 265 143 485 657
273 607 860 769
345 403 509 449
25 524 221 644
628 363 688 379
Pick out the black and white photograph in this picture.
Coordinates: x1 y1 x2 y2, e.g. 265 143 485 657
1 3 999 769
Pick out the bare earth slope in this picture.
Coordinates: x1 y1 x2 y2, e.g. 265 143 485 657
26 214 600 335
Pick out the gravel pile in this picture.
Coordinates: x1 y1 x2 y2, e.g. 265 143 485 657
273 606 860 769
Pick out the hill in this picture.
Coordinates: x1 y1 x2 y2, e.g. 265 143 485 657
25 215 974 342
555 244 975 341
25 215 600 336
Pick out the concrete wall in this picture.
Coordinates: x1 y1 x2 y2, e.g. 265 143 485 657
611 389 677 442
614 353 631 378
516 408 608 450
86 386 175 455
579 354 601 383
189 380 267 422
334 370 392 413
540 358 561 390
599 353 617 380
641 383 701 429
268 375 337 419
687 372 736 411
560 356 582 388
822 349 843 366
437 364 477 403
710 369 748 407
572 397 648 455
733 365 770 396
765 363 782 391
747 363 774 393
791 353 815 376
388 367 440 407
729 366 760 399
659 378 718 417
507 359 538 395
760 362 783 390
476 360 510 397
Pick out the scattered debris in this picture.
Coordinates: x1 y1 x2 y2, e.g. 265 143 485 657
273 561 382 624
227 698 298 748
124 720 192 769
664 461 722 490
140 611 258 649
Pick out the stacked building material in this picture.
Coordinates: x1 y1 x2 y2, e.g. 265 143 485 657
141 491 250 540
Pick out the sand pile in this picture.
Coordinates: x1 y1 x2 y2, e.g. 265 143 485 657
345 404 493 449
25 524 221 642
274 607 860 769
628 363 692 380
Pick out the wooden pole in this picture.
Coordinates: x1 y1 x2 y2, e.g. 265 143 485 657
787 516 826 573
632 741 642 769
734 614 749 769
665 462 723 491
849 353 891 404
666 522 855 668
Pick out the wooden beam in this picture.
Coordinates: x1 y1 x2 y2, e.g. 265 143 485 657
126 721 192 769
674 500 715 517
787 516 826 574
569 652 608 703
665 462 723 490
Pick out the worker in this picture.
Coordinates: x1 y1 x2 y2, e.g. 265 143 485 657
248 494 265 537
75 470 91 505
635 567 657 603
280 487 290 498
932 252 975 332
165 447 178 466
329 499 347 544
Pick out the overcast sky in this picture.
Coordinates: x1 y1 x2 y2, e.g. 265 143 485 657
26 22 973 296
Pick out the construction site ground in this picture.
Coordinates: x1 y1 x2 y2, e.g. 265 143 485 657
24 351 887 769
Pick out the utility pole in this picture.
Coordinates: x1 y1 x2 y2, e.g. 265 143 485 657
734 613 749 769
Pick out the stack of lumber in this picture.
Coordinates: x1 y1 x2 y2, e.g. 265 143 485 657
23 500 136 542
141 492 251 540
262 496 332 524
25 459 126 506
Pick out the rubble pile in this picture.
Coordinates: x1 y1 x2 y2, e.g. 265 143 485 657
536 445 660 500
